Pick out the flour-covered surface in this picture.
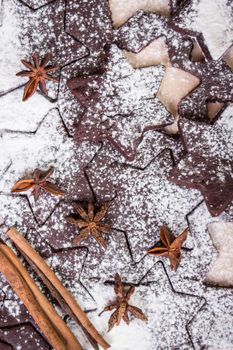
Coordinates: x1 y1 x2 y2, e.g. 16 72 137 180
20 0 54 10
0 109 99 224
86 146 202 262
80 264 204 350
0 195 37 241
0 87 52 132
0 0 233 349
172 0 233 60
0 323 50 350
188 285 233 350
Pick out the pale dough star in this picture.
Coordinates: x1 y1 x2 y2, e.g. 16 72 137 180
157 66 200 116
204 222 233 287
123 37 170 68
109 0 170 28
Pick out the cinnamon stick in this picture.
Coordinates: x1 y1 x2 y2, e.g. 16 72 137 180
0 242 83 350
19 250 99 350
7 227 110 350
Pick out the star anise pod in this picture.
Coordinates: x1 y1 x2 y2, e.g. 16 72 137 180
147 225 188 270
16 52 59 101
99 273 147 331
66 202 111 248
11 166 64 201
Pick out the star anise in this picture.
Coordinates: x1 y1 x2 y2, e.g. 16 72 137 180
99 273 147 331
147 225 188 270
11 166 64 201
16 52 59 101
66 202 111 248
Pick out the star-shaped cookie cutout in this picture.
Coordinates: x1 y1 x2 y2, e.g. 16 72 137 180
70 45 172 160
113 10 203 67
58 51 107 135
0 0 87 96
178 57 233 123
66 0 112 53
86 145 201 262
157 65 200 118
169 106 233 216
0 109 99 224
109 0 170 28
113 8 233 124
123 37 170 68
204 222 233 287
172 0 233 60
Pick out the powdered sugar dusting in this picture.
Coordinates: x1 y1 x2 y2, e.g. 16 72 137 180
196 0 233 59
0 0 27 93
0 109 99 223
0 0 233 348
109 0 170 28
79 264 204 349
87 147 201 262
0 88 52 132
175 0 233 59
76 45 171 159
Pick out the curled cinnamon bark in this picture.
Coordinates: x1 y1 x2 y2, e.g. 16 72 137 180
0 241 83 350
7 227 110 350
